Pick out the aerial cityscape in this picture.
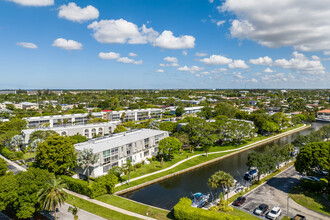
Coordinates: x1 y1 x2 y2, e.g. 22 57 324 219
0 0 329 220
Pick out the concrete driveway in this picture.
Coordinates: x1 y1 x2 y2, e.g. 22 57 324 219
232 166 329 220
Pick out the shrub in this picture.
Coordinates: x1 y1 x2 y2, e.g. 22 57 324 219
147 158 153 163
135 163 142 169
173 197 241 220
1 147 15 160
152 156 156 161
209 206 219 212
300 179 323 191
142 160 145 165
61 173 118 198
15 151 24 159
61 175 92 197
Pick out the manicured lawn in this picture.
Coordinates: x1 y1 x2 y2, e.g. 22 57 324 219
23 152 34 160
229 207 260 219
66 194 141 220
117 124 306 191
96 195 173 220
290 185 330 216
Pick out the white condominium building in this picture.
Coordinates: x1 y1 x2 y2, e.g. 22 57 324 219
21 121 119 144
74 129 169 178
23 112 103 128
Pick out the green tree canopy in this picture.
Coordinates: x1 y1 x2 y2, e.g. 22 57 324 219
35 135 77 175
295 142 330 176
29 130 57 143
114 125 127 133
0 157 8 177
158 137 182 159
175 106 184 117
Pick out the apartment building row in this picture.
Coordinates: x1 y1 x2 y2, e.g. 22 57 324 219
74 129 169 178
21 121 119 144
0 101 39 110
22 108 163 128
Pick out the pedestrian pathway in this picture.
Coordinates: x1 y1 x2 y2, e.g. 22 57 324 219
64 189 157 220
0 154 27 173
116 124 308 187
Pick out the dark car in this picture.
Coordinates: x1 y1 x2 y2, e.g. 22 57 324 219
233 196 246 206
293 214 306 220
253 203 269 215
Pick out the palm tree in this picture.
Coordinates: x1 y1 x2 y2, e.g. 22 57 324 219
10 135 24 151
123 159 133 185
68 205 79 220
208 171 234 206
30 139 43 161
77 148 99 183
37 177 67 220
208 173 220 201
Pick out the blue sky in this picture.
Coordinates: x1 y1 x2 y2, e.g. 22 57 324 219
0 0 329 89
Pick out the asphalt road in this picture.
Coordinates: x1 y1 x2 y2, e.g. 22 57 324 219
232 166 329 220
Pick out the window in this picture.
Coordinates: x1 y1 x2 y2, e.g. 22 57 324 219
61 131 67 136
84 129 89 138
91 128 96 137
103 164 111 173
98 128 103 135
103 150 110 164
144 150 149 157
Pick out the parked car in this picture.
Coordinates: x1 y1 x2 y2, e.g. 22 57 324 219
233 196 246 206
300 176 319 182
293 214 306 220
253 203 269 216
266 206 281 219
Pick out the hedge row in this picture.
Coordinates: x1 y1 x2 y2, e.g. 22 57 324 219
1 147 23 161
61 173 118 198
174 197 243 220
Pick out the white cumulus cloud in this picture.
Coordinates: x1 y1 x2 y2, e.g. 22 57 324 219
249 56 273 65
117 57 142 65
16 42 38 49
88 19 195 50
8 0 53 6
164 56 178 63
177 65 204 73
153 31 195 49
182 51 188 56
200 54 232 65
221 0 330 52
88 19 158 44
129 52 138 57
156 69 165 73
98 52 120 60
58 2 99 23
273 51 325 74
229 60 249 69
263 67 275 73
52 38 82 50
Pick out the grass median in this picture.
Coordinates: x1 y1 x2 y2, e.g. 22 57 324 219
96 195 173 220
289 185 330 216
65 194 141 220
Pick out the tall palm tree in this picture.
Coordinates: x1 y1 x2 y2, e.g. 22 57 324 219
30 139 43 161
208 171 234 206
123 159 133 185
77 148 99 183
208 173 220 201
10 135 24 151
37 177 67 220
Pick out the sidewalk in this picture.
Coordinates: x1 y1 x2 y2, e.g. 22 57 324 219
116 124 308 187
64 189 157 220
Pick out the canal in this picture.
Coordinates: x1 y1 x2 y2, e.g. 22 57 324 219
121 122 326 210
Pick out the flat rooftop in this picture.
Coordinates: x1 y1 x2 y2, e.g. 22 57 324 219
22 121 120 135
75 129 168 153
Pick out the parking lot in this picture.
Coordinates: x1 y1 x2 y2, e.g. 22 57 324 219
232 166 328 220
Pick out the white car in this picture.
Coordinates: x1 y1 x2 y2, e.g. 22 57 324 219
266 206 281 219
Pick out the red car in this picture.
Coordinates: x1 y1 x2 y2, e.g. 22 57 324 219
233 196 246 206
